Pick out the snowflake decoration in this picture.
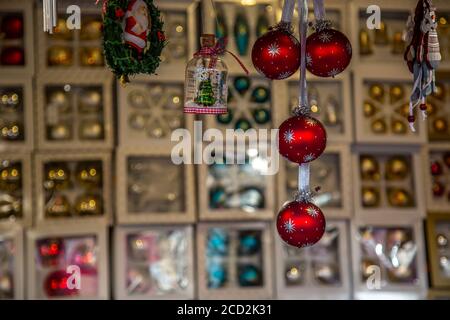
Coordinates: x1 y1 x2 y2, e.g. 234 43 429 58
299 242 315 248
306 206 319 218
305 118 317 127
327 68 340 77
267 43 280 57
303 153 315 162
306 53 312 66
195 67 210 81
278 71 292 79
284 218 296 233
318 32 332 43
283 129 295 143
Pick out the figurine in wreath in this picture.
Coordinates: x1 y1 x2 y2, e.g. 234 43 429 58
123 0 151 56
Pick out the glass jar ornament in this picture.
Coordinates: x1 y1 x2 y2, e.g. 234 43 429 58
184 34 248 114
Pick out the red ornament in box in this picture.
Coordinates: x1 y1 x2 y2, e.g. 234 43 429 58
433 181 445 197
0 47 24 65
306 28 352 78
278 115 327 164
277 200 326 248
430 161 442 176
44 270 79 297
251 27 300 80
1 15 23 39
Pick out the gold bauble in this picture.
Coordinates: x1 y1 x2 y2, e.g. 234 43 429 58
79 90 102 112
80 19 102 40
0 163 21 192
49 124 71 140
363 101 377 117
371 118 387 134
48 46 73 66
391 119 407 134
360 156 380 180
389 85 404 104
374 21 389 45
1 92 20 109
361 187 380 207
80 47 104 66
386 156 409 180
50 18 72 40
369 84 384 102
48 90 70 112
426 102 436 116
76 162 101 188
45 163 70 190
80 121 103 140
75 194 102 216
0 123 22 140
433 118 448 133
391 31 405 54
359 29 373 55
387 188 412 207
433 83 445 100
45 194 71 217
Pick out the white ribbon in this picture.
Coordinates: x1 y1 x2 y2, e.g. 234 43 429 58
281 0 296 24
43 0 57 33
313 0 326 21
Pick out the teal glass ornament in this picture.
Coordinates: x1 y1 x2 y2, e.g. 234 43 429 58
234 76 251 95
252 108 271 124
235 118 252 131
215 12 228 40
256 14 269 38
234 13 250 56
251 86 270 103
217 109 234 124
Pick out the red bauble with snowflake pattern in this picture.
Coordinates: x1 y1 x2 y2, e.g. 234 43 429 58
251 28 300 80
278 115 327 164
306 28 352 78
277 200 326 248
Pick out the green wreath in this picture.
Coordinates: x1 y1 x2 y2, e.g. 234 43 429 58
102 0 166 83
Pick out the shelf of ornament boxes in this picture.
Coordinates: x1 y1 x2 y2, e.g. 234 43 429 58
0 224 24 299
0 0 35 75
196 221 274 299
113 225 196 299
350 214 428 299
26 224 109 299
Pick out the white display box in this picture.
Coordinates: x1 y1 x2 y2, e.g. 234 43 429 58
116 147 196 225
425 144 450 212
351 216 428 300
197 222 273 299
0 224 24 300
114 225 195 299
274 220 351 300
26 224 109 300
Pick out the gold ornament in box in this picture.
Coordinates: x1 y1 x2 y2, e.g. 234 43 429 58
80 19 102 40
387 187 413 207
391 31 405 55
80 47 104 66
49 123 72 140
361 186 380 207
0 92 19 110
48 90 71 113
48 46 73 66
75 194 102 216
371 118 387 134
391 119 407 134
76 162 101 188
360 156 380 181
374 21 389 45
369 84 384 102
385 156 409 180
44 163 70 190
0 162 21 192
432 83 445 100
79 90 102 113
361 259 379 280
363 101 378 117
0 122 22 140
359 29 373 55
50 18 73 40
389 85 404 104
80 121 103 140
45 194 71 217
433 118 448 133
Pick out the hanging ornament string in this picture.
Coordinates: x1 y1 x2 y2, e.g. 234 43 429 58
205 0 249 74
295 0 312 202
279 0 296 28
43 0 58 33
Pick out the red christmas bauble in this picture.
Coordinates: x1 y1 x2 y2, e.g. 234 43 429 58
431 161 442 176
277 201 326 248
0 47 24 65
44 270 79 297
251 28 300 80
1 15 23 39
306 28 352 77
433 181 445 197
278 115 327 164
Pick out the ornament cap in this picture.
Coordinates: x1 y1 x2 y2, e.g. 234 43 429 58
200 34 216 48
